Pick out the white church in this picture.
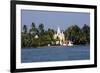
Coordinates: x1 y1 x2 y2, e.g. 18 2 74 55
53 27 73 46
34 27 73 46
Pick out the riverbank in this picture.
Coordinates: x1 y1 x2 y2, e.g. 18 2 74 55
22 44 90 49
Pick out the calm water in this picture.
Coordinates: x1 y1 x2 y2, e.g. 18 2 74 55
21 45 90 63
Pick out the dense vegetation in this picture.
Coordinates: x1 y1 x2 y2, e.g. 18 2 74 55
21 22 90 48
64 24 90 45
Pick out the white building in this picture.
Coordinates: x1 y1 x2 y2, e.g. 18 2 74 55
53 27 73 46
54 27 66 45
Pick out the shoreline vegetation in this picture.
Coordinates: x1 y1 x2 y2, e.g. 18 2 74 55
22 44 90 49
21 22 90 48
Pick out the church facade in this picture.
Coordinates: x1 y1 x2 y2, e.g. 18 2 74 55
53 27 66 45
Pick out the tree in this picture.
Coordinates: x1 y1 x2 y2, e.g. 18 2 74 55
23 25 27 34
38 24 44 34
29 22 39 36
81 24 90 44
30 22 35 34
48 29 55 40
32 22 35 28
82 24 90 34
64 25 81 44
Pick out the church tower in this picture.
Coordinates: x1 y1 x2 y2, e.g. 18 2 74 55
57 27 61 35
53 27 66 45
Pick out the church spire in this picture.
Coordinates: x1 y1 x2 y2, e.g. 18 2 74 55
57 27 60 34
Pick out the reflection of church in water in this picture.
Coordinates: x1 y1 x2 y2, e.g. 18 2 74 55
53 27 73 46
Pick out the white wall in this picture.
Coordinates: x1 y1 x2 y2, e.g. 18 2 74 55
0 0 99 73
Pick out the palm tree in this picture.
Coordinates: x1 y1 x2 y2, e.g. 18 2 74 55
30 22 36 34
23 25 27 34
38 24 44 35
32 22 35 28
29 22 39 35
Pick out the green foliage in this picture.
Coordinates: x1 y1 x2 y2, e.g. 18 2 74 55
21 23 90 48
64 24 90 45
81 24 90 44
22 23 56 48
65 25 80 42
23 25 27 34
38 24 44 34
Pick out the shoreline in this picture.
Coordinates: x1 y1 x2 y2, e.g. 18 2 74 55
22 44 90 49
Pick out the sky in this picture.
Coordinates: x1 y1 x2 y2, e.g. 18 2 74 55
21 10 90 31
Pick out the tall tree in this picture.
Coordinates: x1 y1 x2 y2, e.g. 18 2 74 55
32 22 35 28
65 25 81 43
23 25 27 34
81 24 90 43
30 22 38 35
38 24 44 35
82 24 90 34
47 28 55 40
31 22 36 35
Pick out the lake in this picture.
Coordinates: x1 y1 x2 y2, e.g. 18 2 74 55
21 45 90 63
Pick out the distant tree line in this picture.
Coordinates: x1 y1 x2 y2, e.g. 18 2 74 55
21 22 90 48
64 24 90 45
